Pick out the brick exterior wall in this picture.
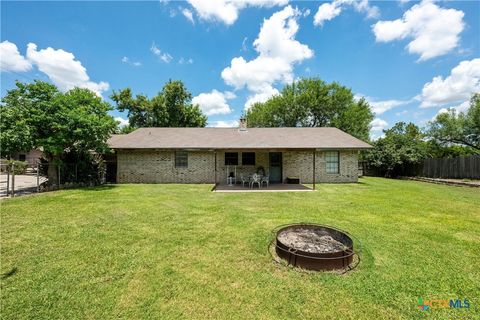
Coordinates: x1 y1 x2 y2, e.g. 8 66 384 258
283 150 359 183
117 150 215 183
116 149 359 184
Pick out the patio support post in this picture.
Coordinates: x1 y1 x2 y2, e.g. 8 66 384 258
214 150 217 186
312 150 316 190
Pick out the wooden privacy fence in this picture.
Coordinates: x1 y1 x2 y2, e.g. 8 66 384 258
420 155 480 179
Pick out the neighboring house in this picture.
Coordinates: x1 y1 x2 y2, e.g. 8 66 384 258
11 148 44 166
107 120 371 185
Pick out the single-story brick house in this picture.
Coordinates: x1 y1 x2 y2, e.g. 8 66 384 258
107 121 371 186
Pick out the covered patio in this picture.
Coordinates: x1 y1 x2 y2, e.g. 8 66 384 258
213 183 314 192
213 148 320 191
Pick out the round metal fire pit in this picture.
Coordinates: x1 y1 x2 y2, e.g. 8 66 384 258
274 224 358 271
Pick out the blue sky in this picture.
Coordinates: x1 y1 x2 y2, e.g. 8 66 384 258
1 0 479 138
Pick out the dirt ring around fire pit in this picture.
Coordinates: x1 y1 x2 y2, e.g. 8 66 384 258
269 223 361 272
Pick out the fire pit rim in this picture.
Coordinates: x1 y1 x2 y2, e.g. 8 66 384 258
275 224 355 258
271 222 362 271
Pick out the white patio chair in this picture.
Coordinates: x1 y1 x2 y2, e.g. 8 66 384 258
261 174 270 188
240 174 249 187
250 173 261 189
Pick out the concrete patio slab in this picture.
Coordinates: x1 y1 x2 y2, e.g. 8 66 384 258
213 183 314 192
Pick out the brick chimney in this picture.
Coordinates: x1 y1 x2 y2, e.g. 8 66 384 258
239 117 247 131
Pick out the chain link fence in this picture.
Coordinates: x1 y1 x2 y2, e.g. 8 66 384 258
1 160 113 198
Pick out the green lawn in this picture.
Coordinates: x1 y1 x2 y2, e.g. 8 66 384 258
1 177 479 319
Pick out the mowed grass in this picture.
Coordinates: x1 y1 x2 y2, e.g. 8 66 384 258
1 178 479 320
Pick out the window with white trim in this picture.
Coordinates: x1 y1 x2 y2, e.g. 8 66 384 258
175 151 188 168
325 151 339 174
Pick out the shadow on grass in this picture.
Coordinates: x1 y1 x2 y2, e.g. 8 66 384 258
75 184 120 192
1 267 17 280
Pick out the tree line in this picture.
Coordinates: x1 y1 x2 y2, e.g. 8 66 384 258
1 78 478 184
366 94 479 177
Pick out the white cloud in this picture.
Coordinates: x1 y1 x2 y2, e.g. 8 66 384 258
223 91 236 99
182 8 195 24
222 6 313 109
314 2 341 26
179 57 194 64
353 0 380 18
432 100 471 120
208 120 239 128
0 41 33 72
188 0 237 25
114 117 129 128
121 56 141 67
369 98 412 115
370 118 388 140
187 0 288 25
159 54 171 63
356 94 412 115
372 0 465 61
314 0 379 27
150 42 161 56
244 86 279 110
192 89 235 116
370 118 388 131
25 43 109 96
160 53 172 63
253 6 313 63
419 58 480 107
454 100 471 113
222 56 292 92
150 42 173 63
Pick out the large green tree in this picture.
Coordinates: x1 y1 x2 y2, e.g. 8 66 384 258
1 80 117 184
245 78 374 141
365 122 428 177
111 80 207 128
427 94 480 151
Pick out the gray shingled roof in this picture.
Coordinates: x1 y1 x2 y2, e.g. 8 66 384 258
108 127 372 150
